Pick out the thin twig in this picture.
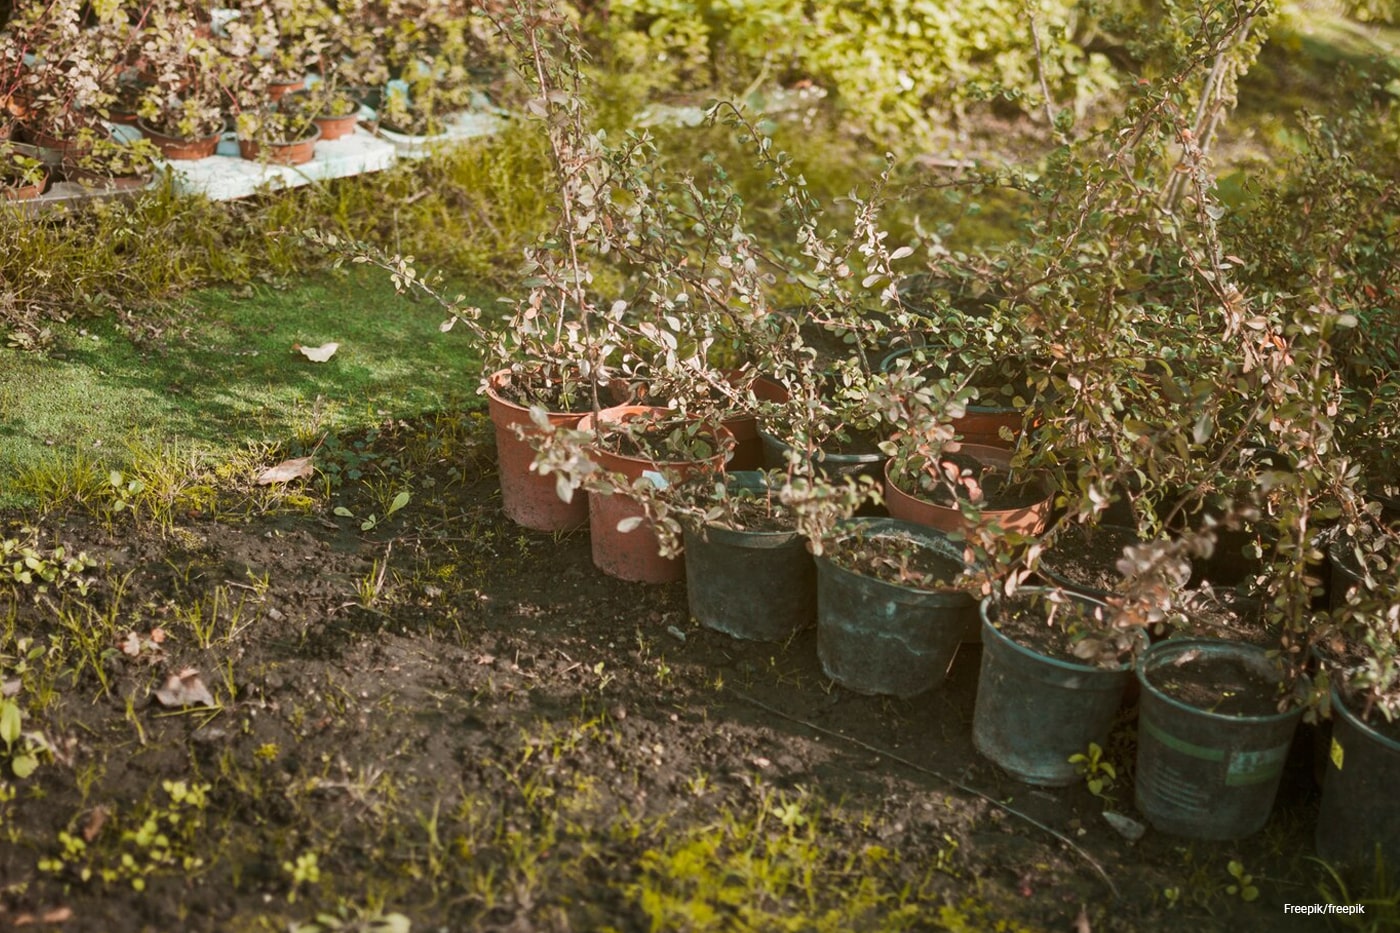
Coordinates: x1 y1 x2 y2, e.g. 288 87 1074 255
727 688 1121 899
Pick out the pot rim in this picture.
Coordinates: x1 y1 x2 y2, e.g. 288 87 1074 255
816 516 975 600
1138 637 1306 723
978 587 1137 674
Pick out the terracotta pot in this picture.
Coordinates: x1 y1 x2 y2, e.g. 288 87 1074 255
3 173 46 201
268 79 306 103
484 369 590 533
138 121 222 161
580 405 732 584
951 403 1025 449
313 111 359 141
883 443 1052 537
239 123 321 166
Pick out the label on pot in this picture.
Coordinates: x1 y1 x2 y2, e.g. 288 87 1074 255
1224 744 1290 787
640 470 669 490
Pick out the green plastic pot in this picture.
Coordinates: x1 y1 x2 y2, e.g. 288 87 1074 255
972 589 1137 786
813 518 974 698
1316 682 1400 870
682 473 815 641
1135 638 1303 840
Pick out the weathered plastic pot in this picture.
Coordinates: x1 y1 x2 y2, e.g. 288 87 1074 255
758 429 886 484
973 589 1136 786
484 370 589 533
582 406 731 584
883 445 1052 538
1316 683 1400 870
682 473 814 641
1135 638 1304 839
813 518 974 698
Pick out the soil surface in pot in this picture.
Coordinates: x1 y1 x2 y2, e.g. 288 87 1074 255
1145 651 1289 716
490 371 608 413
1039 524 1143 593
0 413 1334 933
825 532 963 590
993 595 1131 668
700 492 795 534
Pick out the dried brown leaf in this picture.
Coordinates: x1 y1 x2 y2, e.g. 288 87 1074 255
256 456 315 486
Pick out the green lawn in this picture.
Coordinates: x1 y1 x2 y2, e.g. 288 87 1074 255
0 269 490 507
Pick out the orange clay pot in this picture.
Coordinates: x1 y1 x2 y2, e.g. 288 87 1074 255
883 443 1052 538
484 369 590 533
581 405 732 584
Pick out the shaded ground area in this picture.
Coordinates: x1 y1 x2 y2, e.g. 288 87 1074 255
0 416 1372 932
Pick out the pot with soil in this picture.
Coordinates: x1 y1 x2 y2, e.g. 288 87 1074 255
484 368 597 533
883 443 1052 538
681 471 815 641
1 145 46 200
1134 638 1305 839
812 517 977 697
1036 523 1146 599
973 588 1143 785
1315 679 1400 870
580 405 732 584
238 117 321 166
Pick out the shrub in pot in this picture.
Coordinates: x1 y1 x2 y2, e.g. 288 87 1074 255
883 440 1054 539
973 587 1143 786
235 106 321 165
1315 526 1400 870
1134 637 1307 840
811 515 978 697
68 133 160 190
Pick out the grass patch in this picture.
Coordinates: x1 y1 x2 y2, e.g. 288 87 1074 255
0 269 490 509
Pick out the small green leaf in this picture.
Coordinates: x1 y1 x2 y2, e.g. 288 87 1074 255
388 491 411 514
11 753 38 778
0 701 20 748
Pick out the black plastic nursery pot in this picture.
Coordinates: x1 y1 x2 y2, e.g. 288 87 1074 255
1135 638 1304 840
813 518 975 698
1316 683 1400 870
758 429 886 486
682 473 815 642
972 589 1137 786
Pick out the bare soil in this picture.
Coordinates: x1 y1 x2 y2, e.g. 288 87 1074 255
0 417 1365 932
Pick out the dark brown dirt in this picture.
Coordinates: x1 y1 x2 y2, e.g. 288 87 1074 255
1145 652 1289 718
0 417 1369 932
1039 524 1144 595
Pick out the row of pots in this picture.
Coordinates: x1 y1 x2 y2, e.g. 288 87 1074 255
482 370 1397 865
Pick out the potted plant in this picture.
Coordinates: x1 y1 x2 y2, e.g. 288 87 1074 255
972 587 1144 786
278 81 361 141
1134 636 1307 839
67 133 160 189
810 513 978 697
0 141 44 199
234 105 320 165
553 404 734 584
1315 524 1400 869
882 439 1054 538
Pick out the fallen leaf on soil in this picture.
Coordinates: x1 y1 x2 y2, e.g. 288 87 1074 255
1072 906 1092 933
82 806 109 842
475 654 495 665
256 456 315 486
752 757 771 769
154 668 216 708
1 679 18 698
149 627 166 644
295 341 339 362
13 907 73 926
119 632 142 657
